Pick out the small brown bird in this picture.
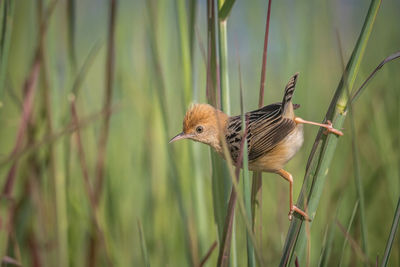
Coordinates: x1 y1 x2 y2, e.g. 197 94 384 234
169 73 343 220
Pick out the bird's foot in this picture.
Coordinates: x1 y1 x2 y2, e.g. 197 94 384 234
323 120 344 136
289 205 311 221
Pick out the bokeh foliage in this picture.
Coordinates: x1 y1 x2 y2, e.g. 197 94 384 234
0 0 399 266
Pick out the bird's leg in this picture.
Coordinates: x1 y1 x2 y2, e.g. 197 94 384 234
294 117 343 136
276 169 310 221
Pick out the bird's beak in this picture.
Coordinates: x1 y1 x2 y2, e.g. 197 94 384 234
169 132 189 143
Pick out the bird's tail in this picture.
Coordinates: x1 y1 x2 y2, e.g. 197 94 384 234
281 72 299 113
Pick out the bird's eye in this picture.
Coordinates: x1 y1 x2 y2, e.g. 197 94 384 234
196 126 204 134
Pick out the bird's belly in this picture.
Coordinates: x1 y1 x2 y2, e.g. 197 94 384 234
249 124 304 172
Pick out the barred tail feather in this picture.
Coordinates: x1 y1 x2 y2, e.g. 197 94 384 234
281 72 299 113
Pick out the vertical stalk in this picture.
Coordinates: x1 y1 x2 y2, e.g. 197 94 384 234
217 0 235 265
138 220 150 267
94 0 117 205
177 0 209 259
0 0 14 103
337 32 368 260
176 0 192 105
89 0 117 265
66 0 76 71
218 18 230 114
348 72 369 259
279 0 381 265
38 2 68 263
207 0 232 253
381 197 400 267
252 0 271 241
239 61 255 266
258 0 272 108
338 201 359 267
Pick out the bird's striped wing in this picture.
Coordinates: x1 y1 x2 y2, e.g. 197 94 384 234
226 103 296 162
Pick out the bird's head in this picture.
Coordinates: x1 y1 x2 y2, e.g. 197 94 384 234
169 103 228 152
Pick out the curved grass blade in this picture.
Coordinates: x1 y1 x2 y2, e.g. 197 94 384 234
350 51 400 105
279 0 382 265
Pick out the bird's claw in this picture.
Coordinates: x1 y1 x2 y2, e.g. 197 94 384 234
323 120 344 136
289 205 311 221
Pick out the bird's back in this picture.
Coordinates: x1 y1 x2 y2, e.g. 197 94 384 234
225 73 302 171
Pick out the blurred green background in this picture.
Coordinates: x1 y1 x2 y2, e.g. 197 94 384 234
0 0 399 266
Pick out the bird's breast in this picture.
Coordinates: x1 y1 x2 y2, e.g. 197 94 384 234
248 124 304 172
283 124 304 160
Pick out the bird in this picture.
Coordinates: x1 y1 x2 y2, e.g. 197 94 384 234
169 73 343 221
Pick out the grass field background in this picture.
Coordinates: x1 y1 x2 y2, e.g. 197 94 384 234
0 0 399 266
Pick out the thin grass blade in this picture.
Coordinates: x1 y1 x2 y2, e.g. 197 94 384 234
217 131 265 266
66 0 76 70
206 1 234 265
138 220 150 267
381 197 400 267
176 0 192 105
0 0 14 103
217 1 236 263
317 223 335 267
338 201 359 267
239 58 255 266
217 0 230 113
336 220 369 263
251 0 272 237
199 241 218 267
350 51 400 105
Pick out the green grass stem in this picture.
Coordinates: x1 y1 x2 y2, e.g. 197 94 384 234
251 0 272 236
337 32 368 260
176 0 209 259
317 223 334 267
138 220 150 267
239 62 255 267
206 2 235 265
381 197 400 267
176 0 192 105
0 0 14 103
217 0 236 265
338 201 359 267
279 0 381 265
218 0 235 21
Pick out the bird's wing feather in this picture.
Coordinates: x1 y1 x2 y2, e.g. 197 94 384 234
226 103 296 162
